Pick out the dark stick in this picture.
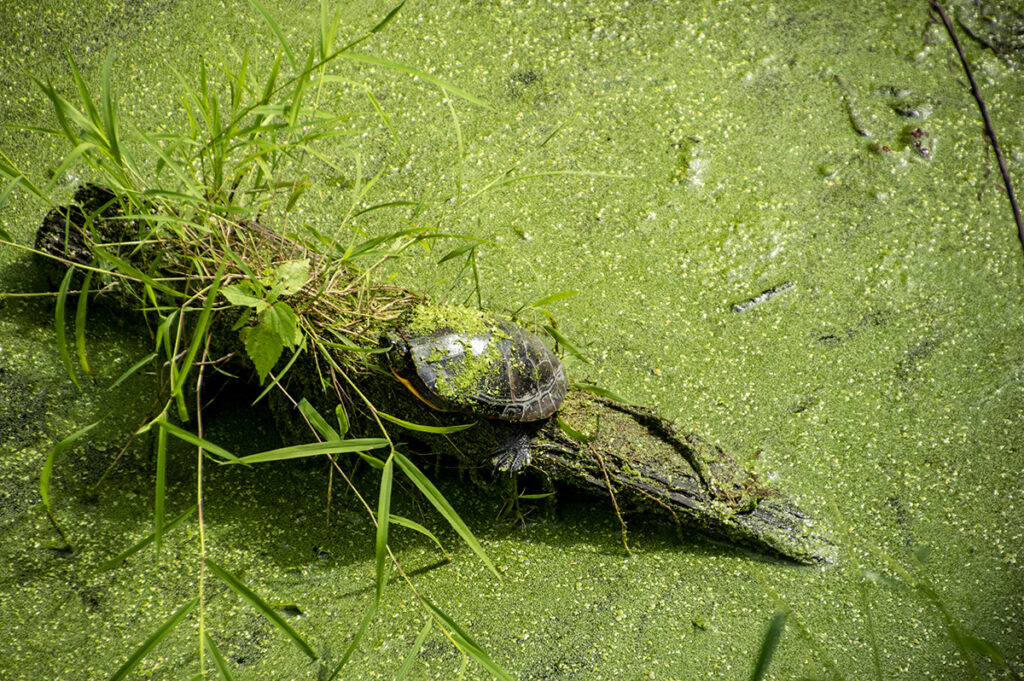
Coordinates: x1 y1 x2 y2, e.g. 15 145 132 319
930 1 1024 258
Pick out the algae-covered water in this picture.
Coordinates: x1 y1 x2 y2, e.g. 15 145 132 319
2 0 1023 679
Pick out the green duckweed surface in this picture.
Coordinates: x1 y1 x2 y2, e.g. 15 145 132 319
1 1 1023 679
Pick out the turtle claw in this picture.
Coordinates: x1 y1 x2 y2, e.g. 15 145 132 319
492 426 533 472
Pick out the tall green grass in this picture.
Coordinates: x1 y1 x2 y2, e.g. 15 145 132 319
1 1 528 678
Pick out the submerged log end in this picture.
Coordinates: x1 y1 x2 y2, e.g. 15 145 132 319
533 391 837 565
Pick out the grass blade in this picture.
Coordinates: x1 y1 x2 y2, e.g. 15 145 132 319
231 438 390 464
248 0 297 70
100 50 124 169
204 633 237 681
171 261 226 398
91 244 186 299
326 600 377 681
74 269 93 380
154 423 168 556
337 52 491 110
296 397 339 441
528 290 579 308
556 415 597 444
573 382 630 404
378 411 476 434
40 420 100 531
55 268 81 389
395 619 431 680
109 597 199 681
391 514 448 559
364 85 407 157
107 351 158 391
375 455 394 602
421 596 512 681
369 0 406 34
543 324 589 364
393 451 498 578
750 611 788 681
97 504 196 572
205 558 318 660
155 419 243 463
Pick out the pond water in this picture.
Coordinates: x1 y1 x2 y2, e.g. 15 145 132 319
1 0 1022 679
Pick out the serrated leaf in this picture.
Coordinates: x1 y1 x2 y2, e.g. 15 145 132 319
221 284 263 307
273 259 309 295
245 322 283 383
264 301 302 348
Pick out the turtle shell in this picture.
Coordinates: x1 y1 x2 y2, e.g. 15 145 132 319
386 310 567 422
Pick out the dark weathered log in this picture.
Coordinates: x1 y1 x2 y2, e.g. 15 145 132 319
33 188 835 564
531 392 834 563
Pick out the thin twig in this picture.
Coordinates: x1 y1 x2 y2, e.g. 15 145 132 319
589 445 631 555
930 1 1024 257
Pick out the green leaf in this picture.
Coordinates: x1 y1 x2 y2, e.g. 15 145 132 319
518 491 555 500
221 283 263 307
154 424 168 555
369 0 406 33
296 398 339 441
97 505 196 572
264 301 302 348
378 411 476 434
325 600 377 681
108 597 199 681
273 258 310 295
205 559 318 660
543 324 590 364
107 352 158 391
556 415 597 443
155 419 243 463
100 49 123 169
437 241 478 265
171 261 226 398
574 382 631 404
393 451 498 578
245 321 284 383
337 52 491 110
40 421 100 514
395 619 431 681
375 455 394 602
421 597 512 681
55 268 81 390
954 632 1006 665
390 515 448 558
204 633 236 681
528 290 579 308
230 438 390 464
335 404 350 438
750 611 788 681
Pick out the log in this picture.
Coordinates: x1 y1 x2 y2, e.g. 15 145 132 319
33 186 835 564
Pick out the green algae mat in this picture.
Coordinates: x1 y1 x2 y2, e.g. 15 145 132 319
1 0 1022 679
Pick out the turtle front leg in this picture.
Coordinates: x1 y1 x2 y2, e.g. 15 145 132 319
491 422 541 471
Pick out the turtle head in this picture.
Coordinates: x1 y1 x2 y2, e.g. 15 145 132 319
380 329 411 374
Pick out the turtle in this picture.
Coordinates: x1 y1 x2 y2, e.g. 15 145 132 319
382 306 568 471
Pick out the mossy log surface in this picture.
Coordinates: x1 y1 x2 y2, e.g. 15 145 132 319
34 187 835 565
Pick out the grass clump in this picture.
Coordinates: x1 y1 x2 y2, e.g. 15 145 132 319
0 1 518 679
